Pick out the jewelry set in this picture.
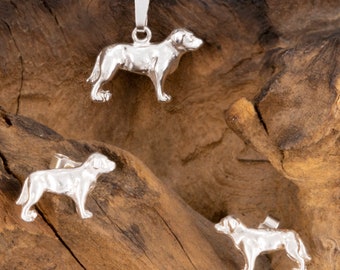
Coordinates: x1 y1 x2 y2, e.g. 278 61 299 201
12 1 311 269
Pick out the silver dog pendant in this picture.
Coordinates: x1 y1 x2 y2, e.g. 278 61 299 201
87 28 203 103
215 215 311 270
16 153 116 222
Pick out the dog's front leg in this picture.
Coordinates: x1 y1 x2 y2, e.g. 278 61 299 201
242 247 258 270
72 188 93 219
150 70 172 102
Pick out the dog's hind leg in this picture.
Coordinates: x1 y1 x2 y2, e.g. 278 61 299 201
87 51 102 83
298 237 311 262
285 243 307 270
21 181 44 222
91 80 112 102
16 177 29 205
90 49 123 102
287 251 306 270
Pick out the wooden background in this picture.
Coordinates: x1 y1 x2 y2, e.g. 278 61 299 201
0 0 339 269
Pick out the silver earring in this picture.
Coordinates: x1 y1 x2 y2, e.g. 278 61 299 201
215 215 311 270
16 153 116 222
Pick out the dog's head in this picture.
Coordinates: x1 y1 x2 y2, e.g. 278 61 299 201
86 153 116 173
170 28 203 51
215 215 240 235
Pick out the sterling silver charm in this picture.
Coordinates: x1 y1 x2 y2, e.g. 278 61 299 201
16 153 116 222
258 215 280 229
215 215 311 270
49 153 82 169
87 0 203 102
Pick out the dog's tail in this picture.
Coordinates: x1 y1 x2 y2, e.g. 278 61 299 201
298 236 312 261
16 177 29 205
87 51 102 83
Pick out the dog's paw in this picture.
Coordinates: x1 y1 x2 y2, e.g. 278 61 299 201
81 210 93 219
22 210 38 222
91 95 104 102
91 90 112 102
158 93 172 103
101 90 112 102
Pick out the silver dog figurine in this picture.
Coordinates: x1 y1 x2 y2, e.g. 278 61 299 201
87 28 203 102
16 153 116 222
215 215 311 270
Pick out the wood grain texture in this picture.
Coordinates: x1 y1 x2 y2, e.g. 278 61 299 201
0 0 338 269
0 109 246 269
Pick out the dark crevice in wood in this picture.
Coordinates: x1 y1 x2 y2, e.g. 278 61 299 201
0 112 13 127
220 51 264 77
254 103 268 134
10 113 64 141
154 209 198 270
41 0 68 45
181 127 227 165
0 150 19 181
91 196 154 265
1 19 24 115
9 0 18 10
222 57 252 76
36 208 87 270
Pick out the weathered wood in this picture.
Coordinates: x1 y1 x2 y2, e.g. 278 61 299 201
0 167 82 270
225 34 340 268
0 109 251 269
0 0 338 269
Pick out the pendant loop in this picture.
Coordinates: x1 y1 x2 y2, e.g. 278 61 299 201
132 26 152 44
134 0 150 30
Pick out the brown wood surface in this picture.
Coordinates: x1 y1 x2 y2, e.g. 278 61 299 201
0 0 339 269
0 109 252 269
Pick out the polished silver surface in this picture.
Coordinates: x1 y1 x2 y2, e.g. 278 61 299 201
16 153 116 222
87 28 203 102
131 26 152 44
134 0 149 29
49 153 82 169
215 215 311 270
258 215 280 229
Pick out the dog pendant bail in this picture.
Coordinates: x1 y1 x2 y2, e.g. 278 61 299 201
258 215 280 229
133 0 151 44
49 153 82 169
132 26 152 45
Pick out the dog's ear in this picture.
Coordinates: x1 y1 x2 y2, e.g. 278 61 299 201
170 30 186 49
86 154 103 170
227 217 239 232
92 157 103 169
